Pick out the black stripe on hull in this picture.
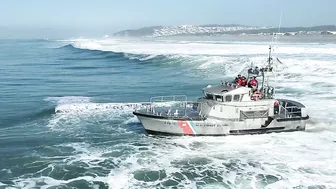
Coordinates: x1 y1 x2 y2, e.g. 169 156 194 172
276 115 309 122
229 127 285 134
145 127 303 136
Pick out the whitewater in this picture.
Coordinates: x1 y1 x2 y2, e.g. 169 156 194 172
0 36 335 189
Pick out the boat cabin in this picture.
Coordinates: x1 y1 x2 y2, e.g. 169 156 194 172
198 83 277 120
202 83 252 103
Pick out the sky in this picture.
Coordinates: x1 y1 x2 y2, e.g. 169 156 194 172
0 0 335 38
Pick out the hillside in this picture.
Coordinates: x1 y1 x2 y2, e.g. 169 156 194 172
113 24 336 37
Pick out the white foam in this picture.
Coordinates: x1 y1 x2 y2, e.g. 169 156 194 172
68 38 336 56
107 174 132 189
47 100 182 133
63 38 336 87
71 41 103 50
53 101 180 114
54 102 146 114
6 128 336 189
103 130 336 188
48 103 137 132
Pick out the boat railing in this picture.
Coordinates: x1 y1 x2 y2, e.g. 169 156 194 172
143 95 204 119
148 95 188 114
278 102 303 118
150 95 188 103
221 81 241 89
218 103 271 108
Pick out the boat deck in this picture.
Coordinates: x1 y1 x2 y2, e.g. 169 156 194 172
134 104 206 120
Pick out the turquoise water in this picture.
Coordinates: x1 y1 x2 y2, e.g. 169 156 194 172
1 37 336 188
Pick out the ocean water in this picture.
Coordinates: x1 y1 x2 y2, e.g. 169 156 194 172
1 36 336 189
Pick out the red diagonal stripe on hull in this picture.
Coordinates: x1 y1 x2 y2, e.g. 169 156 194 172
177 120 194 135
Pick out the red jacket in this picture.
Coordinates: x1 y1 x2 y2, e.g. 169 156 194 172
249 79 258 86
241 79 247 86
236 79 242 86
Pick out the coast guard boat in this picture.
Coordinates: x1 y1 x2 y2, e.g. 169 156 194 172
133 46 309 136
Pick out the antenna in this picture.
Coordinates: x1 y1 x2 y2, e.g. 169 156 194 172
268 11 284 67
278 11 283 33
263 12 283 86
268 45 272 67
274 11 283 58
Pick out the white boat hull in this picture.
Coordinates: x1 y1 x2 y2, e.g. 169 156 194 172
134 112 308 136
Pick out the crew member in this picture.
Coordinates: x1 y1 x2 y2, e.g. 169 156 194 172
236 78 242 86
234 74 241 83
248 67 253 74
254 66 259 75
240 76 247 86
248 76 258 91
274 101 279 114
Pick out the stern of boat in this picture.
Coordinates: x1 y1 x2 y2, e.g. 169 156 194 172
132 95 205 135
275 99 309 131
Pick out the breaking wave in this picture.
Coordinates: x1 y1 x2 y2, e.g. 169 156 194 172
64 38 336 56
57 42 278 80
56 38 336 79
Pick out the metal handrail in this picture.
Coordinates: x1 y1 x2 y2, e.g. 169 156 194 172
150 95 188 103
284 106 300 109
223 104 270 108
145 95 191 118
279 103 302 118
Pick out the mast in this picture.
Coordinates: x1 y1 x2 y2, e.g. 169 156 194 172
268 45 272 67
262 43 272 90
262 12 282 98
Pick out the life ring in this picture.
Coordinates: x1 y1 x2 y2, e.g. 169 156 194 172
251 91 262 101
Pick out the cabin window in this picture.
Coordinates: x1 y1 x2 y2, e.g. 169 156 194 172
215 95 223 102
205 93 213 100
233 94 240 101
224 95 232 102
220 106 223 112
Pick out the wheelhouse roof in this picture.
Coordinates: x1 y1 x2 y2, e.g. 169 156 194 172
203 83 251 96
